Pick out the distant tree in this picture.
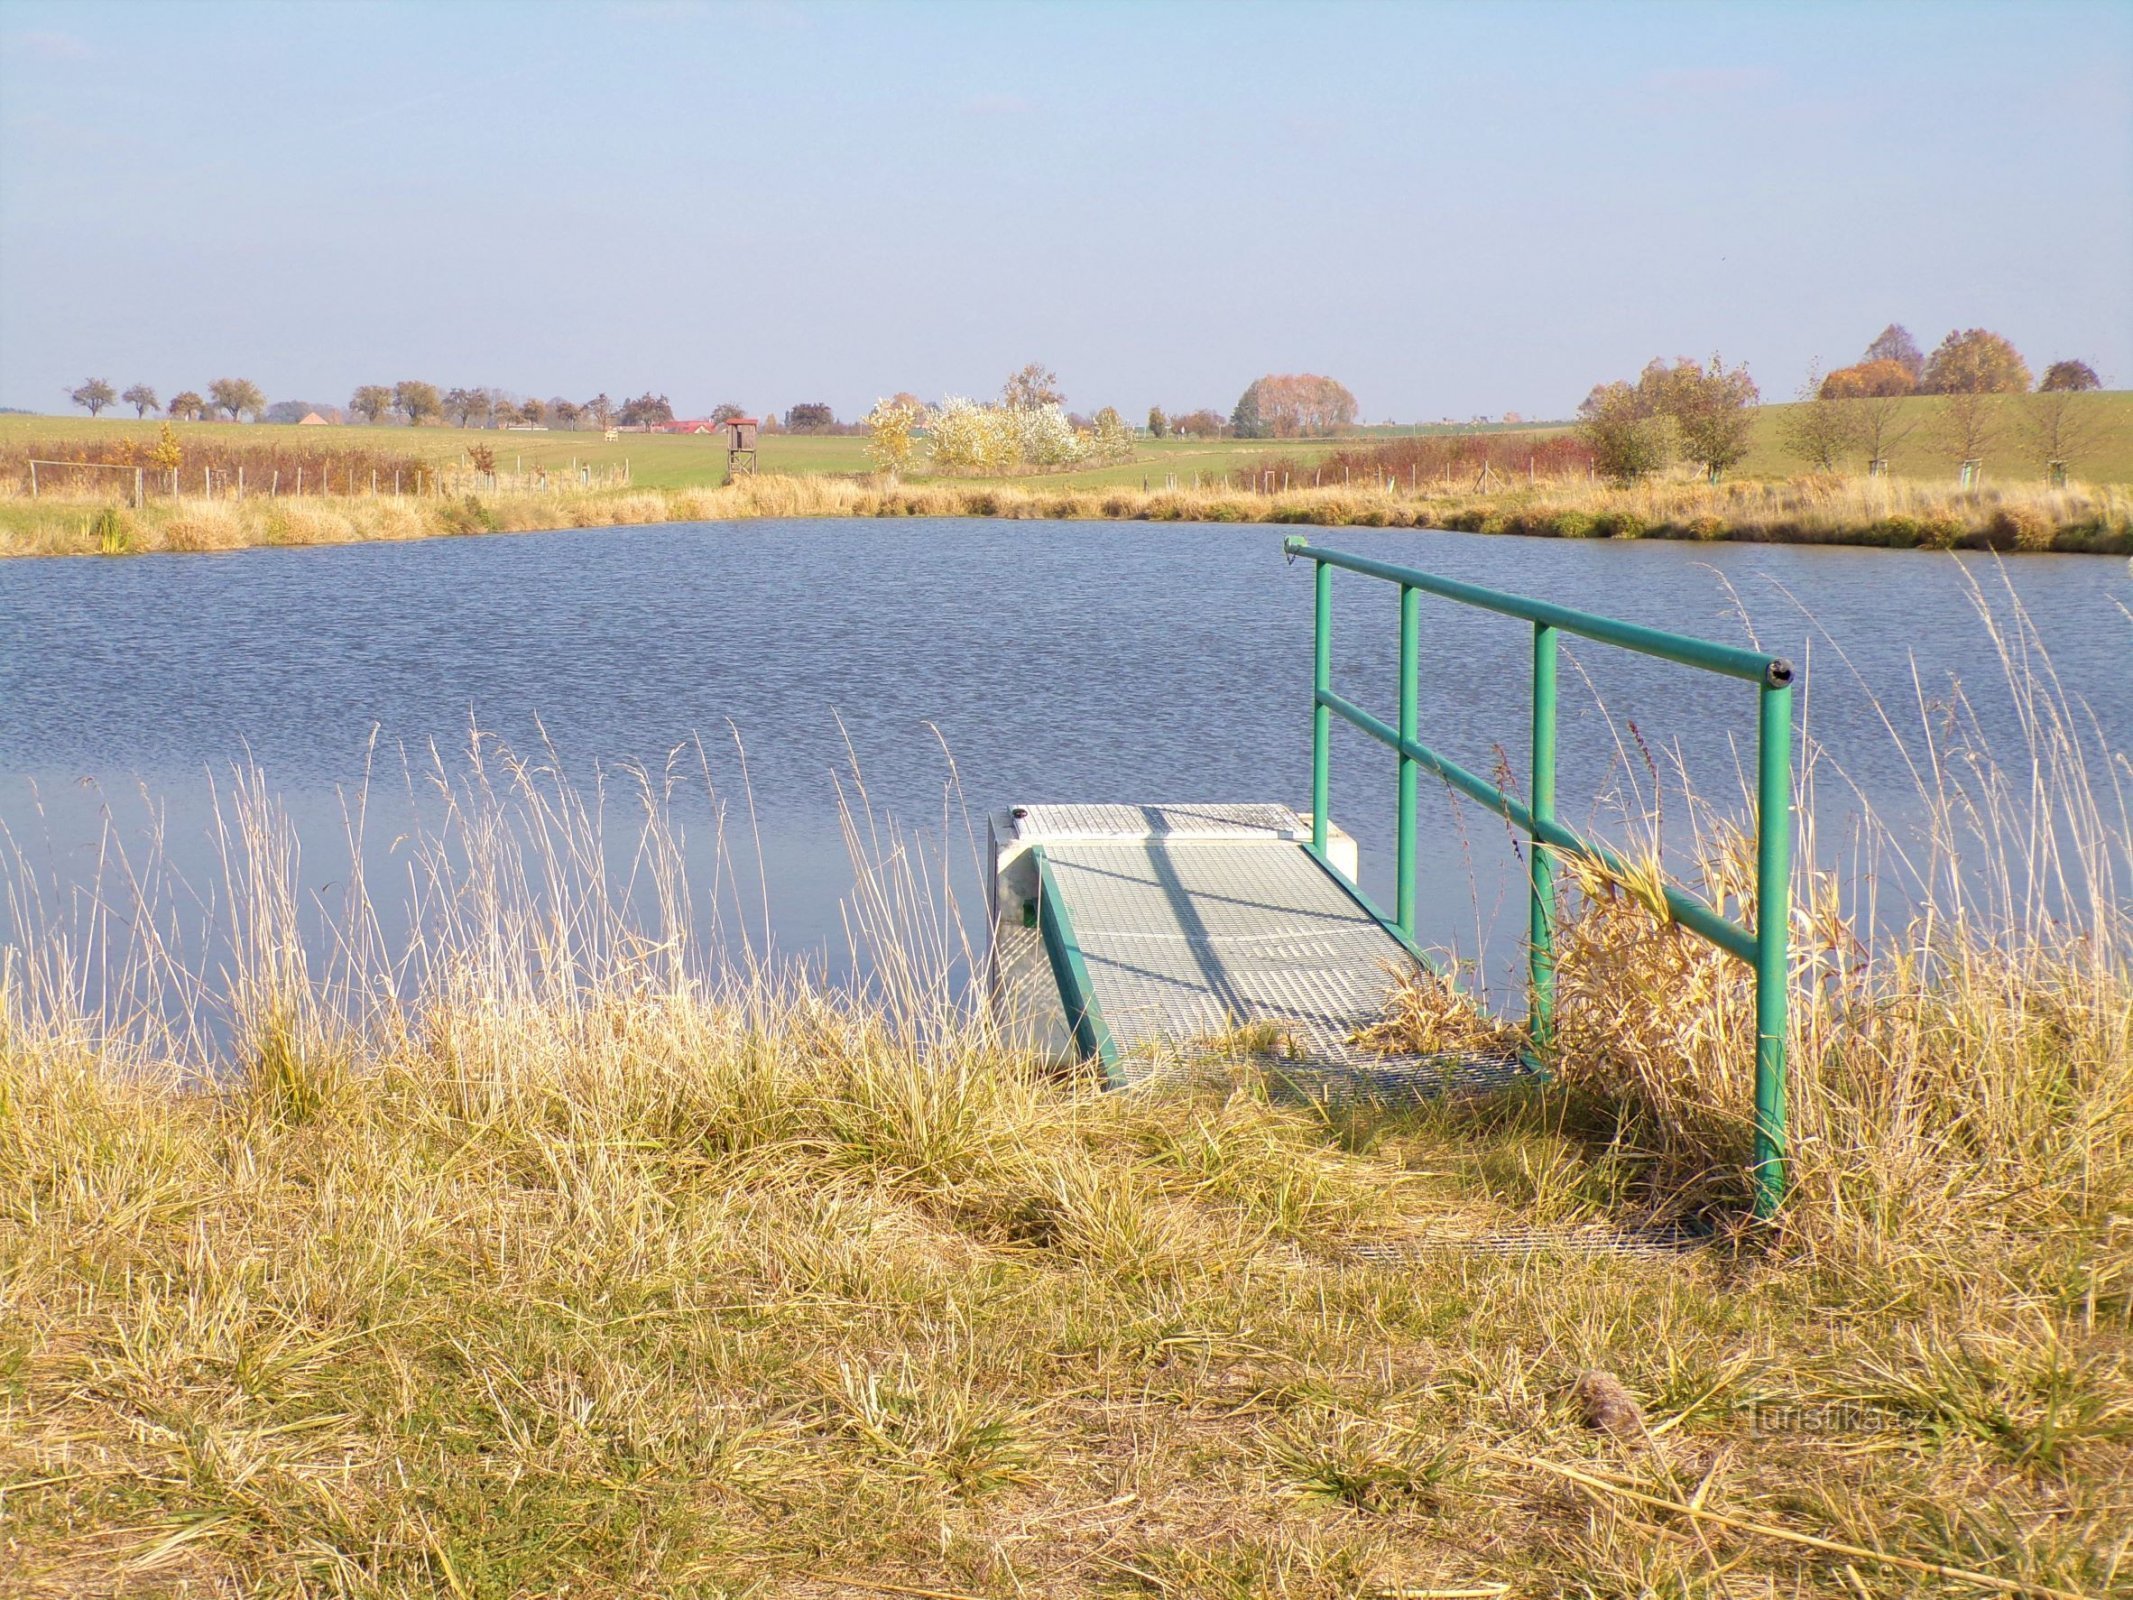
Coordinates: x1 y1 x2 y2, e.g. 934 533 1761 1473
1146 405 1168 438
69 378 116 417
1819 360 1916 400
392 381 443 426
862 395 924 473
619 392 673 431
1001 362 1064 411
492 400 522 428
519 396 547 428
1862 324 1925 380
1576 380 1671 483
1171 408 1225 438
586 393 617 431
550 398 581 429
1922 329 2030 395
1850 393 1917 469
1230 374 1358 438
1658 354 1758 480
444 387 490 427
783 402 834 432
349 385 393 424
1931 390 2002 468
208 377 266 421
2039 359 2100 393
1091 405 1134 463
1777 370 1862 470
889 391 925 411
262 400 329 424
120 383 159 419
707 403 745 425
2019 389 2100 477
167 390 207 421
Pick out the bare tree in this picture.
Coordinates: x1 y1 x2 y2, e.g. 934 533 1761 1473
2019 391 2100 479
1001 362 1064 411
1863 324 1925 380
1851 394 1917 470
1931 391 2001 470
1777 371 1862 470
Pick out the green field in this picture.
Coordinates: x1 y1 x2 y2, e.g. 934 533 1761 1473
5 390 2129 493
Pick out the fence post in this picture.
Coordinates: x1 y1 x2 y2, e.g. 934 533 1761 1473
1311 561 1331 855
1752 678 1794 1217
1396 584 1420 939
135 467 143 509
1529 623 1559 1049
29 461 37 498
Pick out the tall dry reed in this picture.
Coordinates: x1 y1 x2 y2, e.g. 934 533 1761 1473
1 586 2128 1596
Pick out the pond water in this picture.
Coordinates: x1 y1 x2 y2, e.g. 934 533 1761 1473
3 519 2128 1021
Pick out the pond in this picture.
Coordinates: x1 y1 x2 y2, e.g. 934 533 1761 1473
3 519 2127 1023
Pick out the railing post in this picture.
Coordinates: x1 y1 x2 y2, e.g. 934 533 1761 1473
1529 622 1559 1049
1312 560 1331 854
1396 584 1420 939
1752 678 1794 1217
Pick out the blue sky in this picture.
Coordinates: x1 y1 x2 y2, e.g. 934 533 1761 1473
2 0 2128 422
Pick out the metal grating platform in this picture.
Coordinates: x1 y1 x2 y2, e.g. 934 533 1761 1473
999 805 1529 1099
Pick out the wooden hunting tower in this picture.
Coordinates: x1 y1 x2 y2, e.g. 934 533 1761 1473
726 417 759 477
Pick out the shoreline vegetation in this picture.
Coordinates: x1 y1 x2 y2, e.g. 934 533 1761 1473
3 599 2127 1594
4 469 2130 558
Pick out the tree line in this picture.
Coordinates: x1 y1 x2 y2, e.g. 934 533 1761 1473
65 377 683 432
1576 335 2110 487
1818 325 2099 400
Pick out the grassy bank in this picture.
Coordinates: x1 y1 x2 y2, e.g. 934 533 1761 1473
7 470 2129 559
9 391 2130 493
3 606 2129 1596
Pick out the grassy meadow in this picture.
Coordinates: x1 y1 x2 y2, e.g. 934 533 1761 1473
3 393 2130 558
2 603 2128 1597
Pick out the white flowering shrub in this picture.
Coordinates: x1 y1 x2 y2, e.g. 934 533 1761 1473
862 396 925 473
926 396 1017 475
1089 406 1135 464
1008 403 1088 469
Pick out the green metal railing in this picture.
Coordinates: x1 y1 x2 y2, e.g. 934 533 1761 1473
1286 538 1798 1217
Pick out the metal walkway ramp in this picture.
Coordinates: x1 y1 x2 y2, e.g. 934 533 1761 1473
989 804 1525 1098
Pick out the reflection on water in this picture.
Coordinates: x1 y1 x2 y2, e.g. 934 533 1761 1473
3 518 2128 1029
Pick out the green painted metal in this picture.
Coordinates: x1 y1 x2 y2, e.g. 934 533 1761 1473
1312 562 1332 856
1753 681 1794 1216
1396 584 1421 940
1529 622 1559 1052
1287 540 1791 688
1287 537 1797 1217
1301 840 1439 972
1031 845 1121 1083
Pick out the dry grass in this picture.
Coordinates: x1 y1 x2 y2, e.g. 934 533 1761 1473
2 594 2130 1596
5 468 2131 560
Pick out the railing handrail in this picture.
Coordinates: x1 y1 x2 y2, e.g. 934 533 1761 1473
1285 537 1796 1218
1285 539 1794 688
